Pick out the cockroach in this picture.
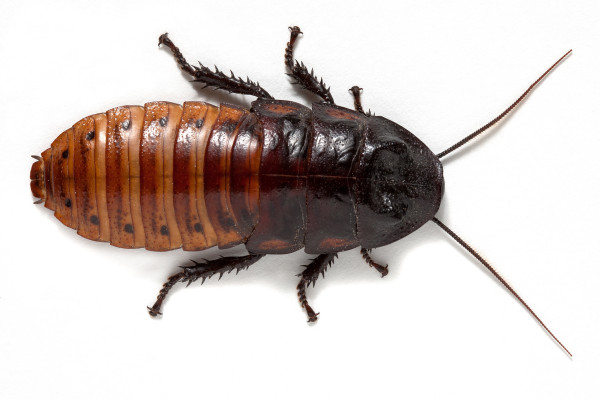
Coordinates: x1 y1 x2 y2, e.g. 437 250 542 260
30 27 571 355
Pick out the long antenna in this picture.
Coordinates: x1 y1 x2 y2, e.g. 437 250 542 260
437 50 572 159
431 217 571 357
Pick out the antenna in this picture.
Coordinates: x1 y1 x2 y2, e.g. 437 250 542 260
437 50 572 159
431 217 571 357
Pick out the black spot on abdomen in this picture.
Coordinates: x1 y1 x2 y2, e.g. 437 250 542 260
217 211 235 231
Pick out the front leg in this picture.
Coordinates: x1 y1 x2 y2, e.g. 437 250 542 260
360 248 388 277
349 86 365 114
296 253 337 322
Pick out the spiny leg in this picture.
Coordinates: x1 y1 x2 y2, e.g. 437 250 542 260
349 86 365 114
285 26 334 104
296 253 337 322
360 248 388 277
158 33 273 99
148 254 265 317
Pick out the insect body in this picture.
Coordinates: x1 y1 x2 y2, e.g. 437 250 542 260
30 99 442 253
30 27 571 355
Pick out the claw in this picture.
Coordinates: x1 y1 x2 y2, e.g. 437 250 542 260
288 26 303 35
158 32 169 47
147 306 162 317
307 312 319 323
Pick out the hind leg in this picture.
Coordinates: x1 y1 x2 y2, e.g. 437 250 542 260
148 254 265 316
159 33 273 99
284 26 334 104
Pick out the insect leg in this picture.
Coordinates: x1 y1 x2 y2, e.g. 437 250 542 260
285 26 334 104
349 86 366 114
158 33 273 99
296 253 337 322
360 248 388 277
147 254 265 317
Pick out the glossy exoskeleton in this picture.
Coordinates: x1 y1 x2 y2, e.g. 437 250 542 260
30 27 571 355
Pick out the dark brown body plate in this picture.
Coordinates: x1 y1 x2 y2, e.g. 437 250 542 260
248 98 443 254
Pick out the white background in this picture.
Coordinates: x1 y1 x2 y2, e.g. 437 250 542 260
1 1 599 398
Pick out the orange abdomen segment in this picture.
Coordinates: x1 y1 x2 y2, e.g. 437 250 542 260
41 148 54 210
127 106 146 248
106 107 135 248
72 116 99 240
140 102 177 250
162 104 184 250
51 129 75 228
32 101 262 251
173 102 218 251
204 104 249 249
93 114 110 242
195 104 221 249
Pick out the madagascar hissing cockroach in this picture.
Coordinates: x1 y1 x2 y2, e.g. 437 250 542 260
30 27 571 355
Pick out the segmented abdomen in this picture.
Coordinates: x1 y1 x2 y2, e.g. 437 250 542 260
33 101 261 251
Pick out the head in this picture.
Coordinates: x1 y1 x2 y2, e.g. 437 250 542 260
354 115 444 248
